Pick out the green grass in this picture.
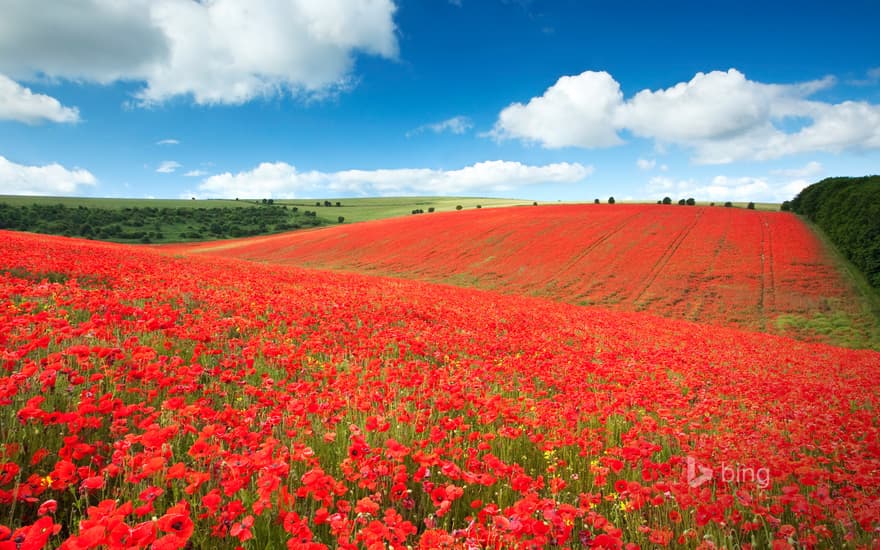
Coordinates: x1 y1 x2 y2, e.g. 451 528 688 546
793 218 880 349
273 196 538 224
0 195 538 226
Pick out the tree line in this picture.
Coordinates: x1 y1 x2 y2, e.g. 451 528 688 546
0 203 324 243
790 175 880 289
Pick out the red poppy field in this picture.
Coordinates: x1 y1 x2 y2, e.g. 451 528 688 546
1 226 879 549
166 204 875 347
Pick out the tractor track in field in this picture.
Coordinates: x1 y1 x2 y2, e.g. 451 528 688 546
630 209 703 306
758 213 776 330
549 210 645 285
686 214 731 322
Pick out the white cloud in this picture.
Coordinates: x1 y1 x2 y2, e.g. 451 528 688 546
156 138 179 146
770 161 823 179
407 116 473 137
0 155 96 195
636 158 656 171
644 169 816 203
491 68 880 163
0 73 79 124
848 67 880 86
0 0 399 105
156 160 181 174
184 169 208 177
198 160 592 198
490 71 623 148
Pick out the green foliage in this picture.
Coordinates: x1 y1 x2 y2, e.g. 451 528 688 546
678 199 686 205
607 196 615 204
747 202 756 210
686 197 696 206
337 216 345 224
724 201 733 208
0 203 322 243
791 175 880 288
456 205 463 210
662 197 672 204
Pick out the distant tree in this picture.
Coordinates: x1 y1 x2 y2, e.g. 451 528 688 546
316 202 321 207
324 200 332 207
456 205 463 210
780 200 792 212
724 201 733 207
476 205 482 209
291 207 298 213
336 202 341 207
747 202 756 210
608 197 615 204
191 197 196 201
262 198 268 205
267 199 274 205
662 196 672 205
337 216 345 223
594 198 600 204
678 199 686 205
686 198 696 206
427 207 435 213
710 202 715 206
235 198 239 201
533 201 538 206
657 200 662 204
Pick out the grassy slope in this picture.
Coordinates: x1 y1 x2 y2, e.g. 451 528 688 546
0 195 536 224
273 196 538 224
776 217 880 348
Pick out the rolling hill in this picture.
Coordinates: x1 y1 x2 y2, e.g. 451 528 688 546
166 203 879 348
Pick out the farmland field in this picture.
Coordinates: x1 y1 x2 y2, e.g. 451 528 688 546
1 229 878 549
168 204 880 348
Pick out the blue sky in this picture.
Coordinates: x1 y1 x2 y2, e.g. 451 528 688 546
1 0 879 202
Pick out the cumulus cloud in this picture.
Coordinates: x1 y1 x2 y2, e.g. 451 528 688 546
491 68 880 163
490 71 623 148
0 0 399 105
0 73 80 124
0 155 96 195
156 160 181 174
184 169 209 177
407 116 473 137
198 160 592 198
156 138 179 146
644 168 818 203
